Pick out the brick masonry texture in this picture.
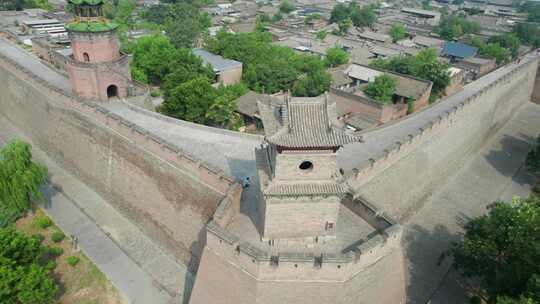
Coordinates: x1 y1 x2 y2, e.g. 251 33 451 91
0 53 240 268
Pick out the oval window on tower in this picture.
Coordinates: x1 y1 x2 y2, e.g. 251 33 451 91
299 161 313 171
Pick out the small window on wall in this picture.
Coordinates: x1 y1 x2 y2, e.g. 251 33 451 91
325 222 334 231
299 161 313 171
83 52 90 62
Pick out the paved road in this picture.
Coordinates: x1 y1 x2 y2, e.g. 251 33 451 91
404 102 540 304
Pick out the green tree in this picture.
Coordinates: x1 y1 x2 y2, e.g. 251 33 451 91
162 48 214 92
363 74 396 103
279 0 294 14
164 3 211 48
206 84 247 129
389 23 406 42
351 4 377 27
0 227 58 304
272 12 283 22
130 34 177 84
451 196 540 303
371 48 450 99
325 46 349 67
513 23 540 48
438 14 480 40
480 43 511 64
0 141 47 227
160 76 218 124
316 30 328 40
489 34 520 58
291 68 331 97
330 3 349 23
336 18 352 36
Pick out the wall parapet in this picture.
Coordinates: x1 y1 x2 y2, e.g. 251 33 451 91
206 215 402 282
0 50 238 196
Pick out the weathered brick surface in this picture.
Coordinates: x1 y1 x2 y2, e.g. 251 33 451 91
0 57 226 266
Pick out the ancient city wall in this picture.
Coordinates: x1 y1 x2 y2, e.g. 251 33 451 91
0 52 242 267
346 55 539 220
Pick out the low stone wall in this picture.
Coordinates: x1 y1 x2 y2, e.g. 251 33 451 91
346 54 539 221
0 52 241 266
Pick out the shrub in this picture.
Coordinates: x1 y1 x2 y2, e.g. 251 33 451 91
150 90 161 97
33 234 45 243
66 256 80 266
48 247 63 257
34 216 52 229
51 231 65 243
45 260 57 271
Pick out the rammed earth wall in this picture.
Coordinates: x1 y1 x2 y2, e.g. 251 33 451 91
346 55 540 221
0 52 241 267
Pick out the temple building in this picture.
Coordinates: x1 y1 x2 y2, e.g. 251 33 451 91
65 0 132 101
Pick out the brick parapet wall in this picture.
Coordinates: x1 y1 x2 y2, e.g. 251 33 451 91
0 51 238 196
205 220 401 282
344 54 540 191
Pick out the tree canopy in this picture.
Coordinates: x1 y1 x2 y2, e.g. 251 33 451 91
451 195 540 303
470 35 517 64
205 30 331 96
0 227 58 304
279 0 295 14
325 46 349 67
437 14 480 40
371 48 450 100
363 74 396 104
164 2 211 49
0 140 47 227
389 23 406 42
130 34 177 84
330 2 377 28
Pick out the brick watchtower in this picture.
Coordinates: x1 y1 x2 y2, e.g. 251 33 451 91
258 95 360 241
65 0 131 101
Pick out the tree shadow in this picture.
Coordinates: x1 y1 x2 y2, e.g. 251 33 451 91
484 133 536 187
404 223 469 304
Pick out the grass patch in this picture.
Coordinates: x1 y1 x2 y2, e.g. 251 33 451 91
34 215 53 229
67 256 80 266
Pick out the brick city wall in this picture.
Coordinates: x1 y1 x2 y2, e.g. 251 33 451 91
345 55 539 221
0 53 242 267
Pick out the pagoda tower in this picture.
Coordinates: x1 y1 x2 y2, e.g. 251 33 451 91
65 0 131 101
257 95 360 241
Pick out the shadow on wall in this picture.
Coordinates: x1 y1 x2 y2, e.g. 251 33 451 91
484 133 536 187
403 224 469 304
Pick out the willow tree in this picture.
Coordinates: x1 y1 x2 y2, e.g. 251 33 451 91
0 140 47 226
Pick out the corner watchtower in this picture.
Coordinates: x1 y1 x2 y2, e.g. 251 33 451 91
65 0 131 101
256 95 361 240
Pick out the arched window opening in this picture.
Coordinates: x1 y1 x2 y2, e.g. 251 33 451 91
107 85 118 98
299 161 313 171
83 52 90 62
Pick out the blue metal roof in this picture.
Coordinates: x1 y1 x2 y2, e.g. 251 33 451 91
442 42 478 59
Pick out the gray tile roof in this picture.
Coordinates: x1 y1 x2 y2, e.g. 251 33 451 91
267 96 361 148
192 48 242 72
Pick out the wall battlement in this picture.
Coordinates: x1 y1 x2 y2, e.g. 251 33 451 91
205 220 401 282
